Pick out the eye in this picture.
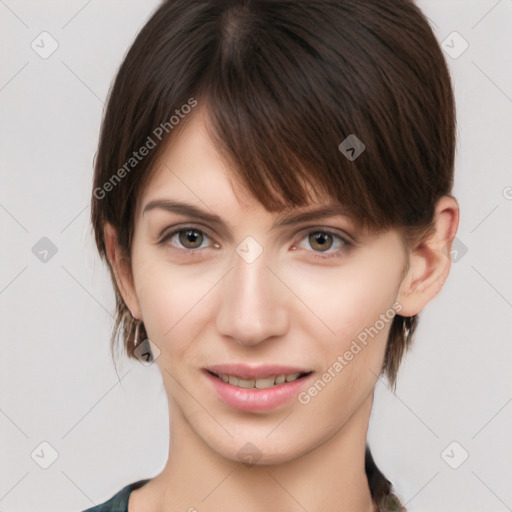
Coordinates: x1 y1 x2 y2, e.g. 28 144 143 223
160 226 215 251
295 229 352 260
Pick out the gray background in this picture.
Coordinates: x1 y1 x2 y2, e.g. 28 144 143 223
1 1 511 511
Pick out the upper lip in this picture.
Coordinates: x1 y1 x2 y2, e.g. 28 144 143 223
204 363 312 380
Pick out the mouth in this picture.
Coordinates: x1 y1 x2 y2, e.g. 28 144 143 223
204 369 313 390
203 367 315 411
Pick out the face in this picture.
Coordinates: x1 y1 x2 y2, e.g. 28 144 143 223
116 109 411 465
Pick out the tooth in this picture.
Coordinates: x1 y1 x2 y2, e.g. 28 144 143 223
218 372 303 389
255 376 276 389
275 374 286 384
237 378 255 389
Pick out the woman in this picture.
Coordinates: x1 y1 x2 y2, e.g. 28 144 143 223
85 0 459 510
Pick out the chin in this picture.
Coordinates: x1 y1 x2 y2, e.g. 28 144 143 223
204 429 314 467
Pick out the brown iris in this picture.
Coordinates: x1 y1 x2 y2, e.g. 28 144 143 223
308 231 334 252
178 229 203 249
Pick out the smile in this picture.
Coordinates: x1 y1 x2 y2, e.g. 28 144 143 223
208 370 312 389
204 369 315 411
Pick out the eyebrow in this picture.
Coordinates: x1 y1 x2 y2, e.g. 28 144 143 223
142 199 355 231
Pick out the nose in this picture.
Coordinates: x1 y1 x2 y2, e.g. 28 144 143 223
216 246 289 347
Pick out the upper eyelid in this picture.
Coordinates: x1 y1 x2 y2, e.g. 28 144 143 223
159 223 215 242
297 229 352 248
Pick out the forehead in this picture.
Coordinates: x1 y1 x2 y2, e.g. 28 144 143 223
137 108 335 218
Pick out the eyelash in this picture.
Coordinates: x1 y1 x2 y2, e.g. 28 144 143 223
159 225 353 260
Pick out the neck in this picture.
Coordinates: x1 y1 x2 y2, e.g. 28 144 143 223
141 391 376 512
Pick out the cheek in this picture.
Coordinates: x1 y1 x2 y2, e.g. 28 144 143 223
282 255 403 403
292 263 398 419
284 257 402 346
130 255 213 354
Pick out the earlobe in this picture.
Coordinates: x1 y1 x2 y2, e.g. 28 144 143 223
104 223 142 320
397 195 460 317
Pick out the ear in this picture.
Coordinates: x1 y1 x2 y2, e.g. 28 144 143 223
397 195 460 316
104 223 142 320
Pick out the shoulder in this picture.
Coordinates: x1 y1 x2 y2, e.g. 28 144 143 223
79 479 151 512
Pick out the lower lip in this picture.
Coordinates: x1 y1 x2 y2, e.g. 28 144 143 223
204 370 314 411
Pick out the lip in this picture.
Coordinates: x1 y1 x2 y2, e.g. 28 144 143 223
203 367 314 412
204 363 312 380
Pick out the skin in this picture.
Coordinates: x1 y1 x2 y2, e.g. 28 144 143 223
104 108 459 512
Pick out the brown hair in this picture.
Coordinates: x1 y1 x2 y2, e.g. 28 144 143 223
90 0 456 508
